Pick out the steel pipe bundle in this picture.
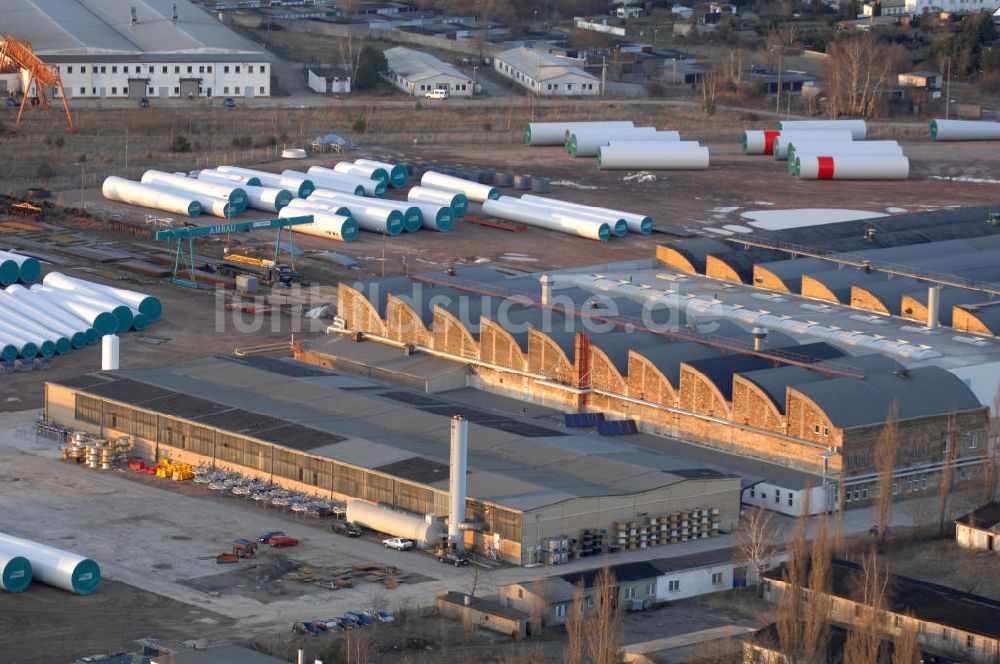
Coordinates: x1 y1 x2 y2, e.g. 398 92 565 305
288 196 354 219
304 167 369 197
102 177 202 218
141 171 248 211
795 155 910 180
521 195 652 235
355 159 408 188
196 170 262 187
597 142 710 170
335 161 388 186
482 197 612 241
567 128 681 157
0 323 36 359
6 285 98 345
407 186 469 217
421 171 499 203
524 120 635 146
0 532 100 595
42 273 162 322
34 284 131 333
0 549 31 592
29 285 120 336
770 131 854 160
0 288 88 349
0 314 54 357
277 207 359 243
41 274 147 331
305 194 404 236
313 192 423 232
786 141 903 173
930 119 1000 141
776 119 867 140
215 166 314 198
317 165 388 197
0 250 39 286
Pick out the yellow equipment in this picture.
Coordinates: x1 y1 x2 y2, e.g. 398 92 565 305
0 36 76 132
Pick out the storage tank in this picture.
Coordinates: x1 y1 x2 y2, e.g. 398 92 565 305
0 532 100 595
346 501 446 549
277 207 359 243
930 119 1000 141
101 334 120 371
0 549 31 593
354 159 408 188
771 130 854 160
776 119 867 140
407 186 469 216
795 155 909 180
42 273 162 322
524 120 635 146
102 177 202 218
0 250 41 285
421 171 499 202
597 143 710 170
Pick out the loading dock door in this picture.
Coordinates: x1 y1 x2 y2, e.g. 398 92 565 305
128 79 148 100
179 78 200 99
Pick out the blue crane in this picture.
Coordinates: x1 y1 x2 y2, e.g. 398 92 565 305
155 215 314 289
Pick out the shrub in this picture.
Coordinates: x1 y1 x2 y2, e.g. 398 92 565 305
255 135 277 148
170 134 191 152
646 82 667 98
231 135 253 148
36 162 54 179
77 153 87 163
482 121 492 131
352 117 368 133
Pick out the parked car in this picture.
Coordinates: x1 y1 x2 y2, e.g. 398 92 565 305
4 98 17 107
138 97 150 108
383 537 415 551
266 534 299 548
257 531 285 543
344 611 372 626
364 608 395 623
224 97 236 108
332 521 361 537
424 88 449 100
337 615 361 629
438 551 469 567
292 621 322 635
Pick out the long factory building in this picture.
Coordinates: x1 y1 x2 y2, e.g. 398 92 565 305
4 0 270 100
314 252 989 510
44 356 741 564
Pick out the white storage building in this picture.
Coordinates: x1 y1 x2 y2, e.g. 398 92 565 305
384 47 473 97
307 67 352 94
4 0 271 100
493 47 600 96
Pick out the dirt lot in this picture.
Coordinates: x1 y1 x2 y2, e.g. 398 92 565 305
877 538 1000 601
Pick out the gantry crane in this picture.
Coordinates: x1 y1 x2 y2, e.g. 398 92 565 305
0 36 76 133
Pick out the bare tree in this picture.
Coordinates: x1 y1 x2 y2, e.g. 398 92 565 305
583 563 623 664
843 552 889 664
892 617 920 664
876 402 900 543
982 381 1000 504
735 506 783 597
700 65 721 115
823 34 907 118
939 412 959 534
337 34 364 82
776 497 810 660
802 510 832 664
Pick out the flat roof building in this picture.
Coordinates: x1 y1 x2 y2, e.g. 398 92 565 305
4 0 270 100
493 47 600 96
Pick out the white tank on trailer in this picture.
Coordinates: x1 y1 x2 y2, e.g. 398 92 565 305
346 501 445 549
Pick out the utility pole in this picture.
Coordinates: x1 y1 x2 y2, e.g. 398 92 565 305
775 47 783 118
601 56 607 96
945 56 952 119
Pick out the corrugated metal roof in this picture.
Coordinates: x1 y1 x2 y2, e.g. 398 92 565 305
6 0 267 58
496 47 598 82
385 46 471 83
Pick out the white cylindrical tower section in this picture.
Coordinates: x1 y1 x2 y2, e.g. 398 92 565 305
102 334 120 370
448 415 469 550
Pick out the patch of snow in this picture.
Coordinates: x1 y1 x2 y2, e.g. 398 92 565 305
622 172 657 183
722 224 753 233
885 207 907 213
501 255 538 262
551 180 600 190
710 206 740 214
929 175 1000 185
751 201 775 206
704 227 735 236
742 208 888 231
473 257 491 264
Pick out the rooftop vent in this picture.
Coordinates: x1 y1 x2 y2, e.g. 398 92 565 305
130 6 138 24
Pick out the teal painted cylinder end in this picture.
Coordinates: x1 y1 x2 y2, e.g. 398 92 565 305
132 313 150 331
138 296 162 321
342 218 359 243
20 342 38 359
640 217 653 235
1 555 32 593
0 344 16 362
18 258 41 285
71 559 101 595
55 337 71 355
70 332 88 349
613 220 628 237
93 312 119 335
39 340 56 358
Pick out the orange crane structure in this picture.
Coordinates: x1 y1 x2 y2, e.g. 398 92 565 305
0 36 76 133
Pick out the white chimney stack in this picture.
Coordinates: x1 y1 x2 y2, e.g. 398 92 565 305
101 334 120 371
449 415 468 550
